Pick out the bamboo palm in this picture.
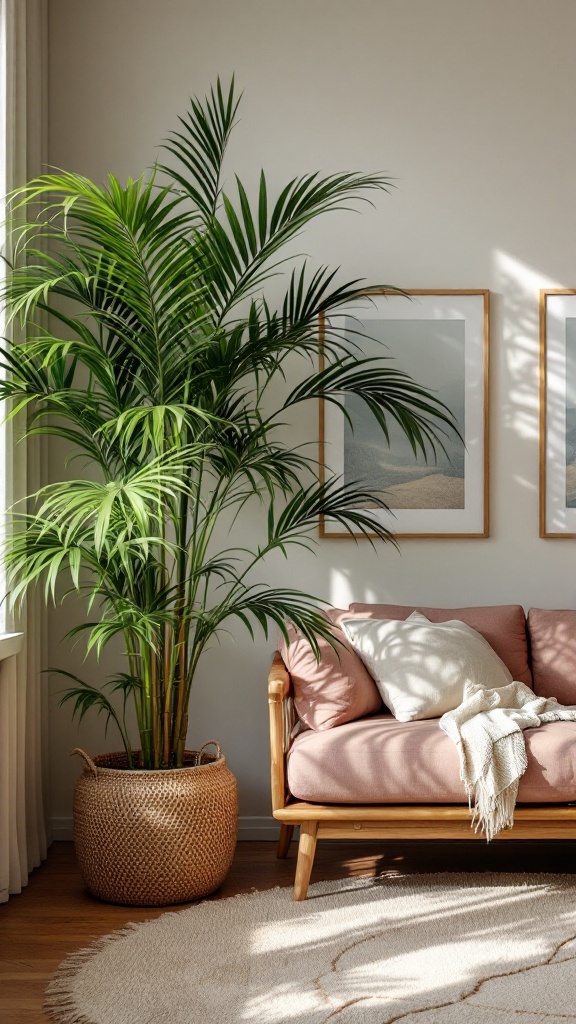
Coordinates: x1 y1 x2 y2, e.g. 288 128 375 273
0 79 459 768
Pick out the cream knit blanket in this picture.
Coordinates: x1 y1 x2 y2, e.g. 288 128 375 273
440 680 576 840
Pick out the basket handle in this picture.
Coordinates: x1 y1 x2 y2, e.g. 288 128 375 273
196 740 222 765
72 747 98 776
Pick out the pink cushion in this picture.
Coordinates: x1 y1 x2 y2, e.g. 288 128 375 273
287 714 576 804
348 603 531 686
280 617 382 731
529 608 576 704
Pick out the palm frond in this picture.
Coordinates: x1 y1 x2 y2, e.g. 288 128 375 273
54 669 133 760
267 477 397 550
160 76 241 221
198 585 337 659
285 357 461 460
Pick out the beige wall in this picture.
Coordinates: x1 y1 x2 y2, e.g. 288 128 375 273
47 0 576 836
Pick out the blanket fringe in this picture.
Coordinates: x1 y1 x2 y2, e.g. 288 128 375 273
470 780 519 842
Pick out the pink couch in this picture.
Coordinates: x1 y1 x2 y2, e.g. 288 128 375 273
268 604 576 900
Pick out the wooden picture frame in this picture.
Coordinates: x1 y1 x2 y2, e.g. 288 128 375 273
539 289 576 538
319 289 490 539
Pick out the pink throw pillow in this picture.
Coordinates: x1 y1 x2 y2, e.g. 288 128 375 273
528 608 576 705
348 603 532 686
280 613 383 731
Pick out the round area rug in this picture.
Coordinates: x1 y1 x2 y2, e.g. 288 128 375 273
46 873 576 1024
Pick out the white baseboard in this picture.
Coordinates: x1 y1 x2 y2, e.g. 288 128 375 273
50 815 282 842
51 817 74 841
235 816 284 840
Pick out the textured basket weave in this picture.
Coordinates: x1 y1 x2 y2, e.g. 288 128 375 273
72 744 238 906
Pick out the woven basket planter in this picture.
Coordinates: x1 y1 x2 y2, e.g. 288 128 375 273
72 744 238 906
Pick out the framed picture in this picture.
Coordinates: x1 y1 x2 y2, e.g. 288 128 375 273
539 289 576 538
319 289 490 538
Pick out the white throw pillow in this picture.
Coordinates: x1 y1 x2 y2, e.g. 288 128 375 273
341 612 512 722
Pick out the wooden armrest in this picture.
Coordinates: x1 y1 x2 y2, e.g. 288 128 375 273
268 650 291 702
268 651 293 813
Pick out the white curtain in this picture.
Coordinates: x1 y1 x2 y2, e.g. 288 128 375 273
0 0 48 903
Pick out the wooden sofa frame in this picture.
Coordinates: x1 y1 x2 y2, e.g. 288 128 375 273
268 651 576 900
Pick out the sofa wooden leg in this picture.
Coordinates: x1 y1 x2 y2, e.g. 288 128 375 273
277 823 294 859
293 821 318 901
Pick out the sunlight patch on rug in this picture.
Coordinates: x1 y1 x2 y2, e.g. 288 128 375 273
46 873 576 1024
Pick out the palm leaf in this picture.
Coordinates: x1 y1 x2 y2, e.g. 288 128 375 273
160 77 241 221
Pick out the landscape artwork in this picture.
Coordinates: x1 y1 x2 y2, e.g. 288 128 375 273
565 316 576 508
343 317 466 510
321 290 489 537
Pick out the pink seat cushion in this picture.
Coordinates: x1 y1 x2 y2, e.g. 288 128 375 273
529 608 576 705
280 618 382 731
287 715 576 804
348 603 531 686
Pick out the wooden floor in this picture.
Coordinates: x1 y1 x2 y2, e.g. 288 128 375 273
2 838 576 1023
